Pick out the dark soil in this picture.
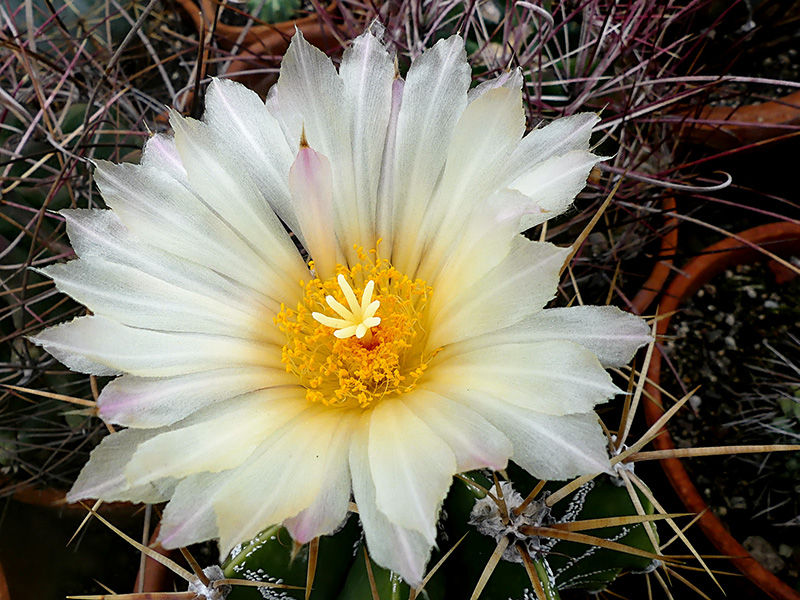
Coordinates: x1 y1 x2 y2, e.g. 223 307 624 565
666 260 800 590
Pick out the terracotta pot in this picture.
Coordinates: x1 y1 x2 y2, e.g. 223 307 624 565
135 524 182 594
643 222 800 600
1 476 138 518
0 559 9 600
175 0 340 52
679 90 800 151
175 0 341 98
630 196 678 315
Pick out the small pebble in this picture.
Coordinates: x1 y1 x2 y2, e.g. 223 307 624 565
728 496 747 509
744 536 786 574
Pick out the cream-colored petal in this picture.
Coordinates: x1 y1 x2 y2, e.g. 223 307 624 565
29 316 281 377
202 78 298 234
503 112 599 184
428 340 621 415
349 417 432 587
428 239 570 348
385 36 470 273
466 68 523 102
140 133 187 183
509 149 603 229
124 390 307 486
99 367 292 428
444 305 651 368
288 145 339 279
444 389 613 479
67 428 172 503
158 471 222 548
375 77 404 252
214 408 354 557
61 209 270 318
168 111 308 289
403 390 512 472
271 32 366 259
425 188 540 289
283 414 355 543
368 400 456 543
37 258 274 341
94 161 303 308
412 85 526 280
339 28 395 249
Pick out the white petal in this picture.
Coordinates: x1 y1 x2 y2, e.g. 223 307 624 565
68 428 172 503
425 188 540 290
29 315 281 377
466 68 523 102
447 390 613 479
428 239 570 348
95 160 303 305
202 78 298 234
140 133 188 183
283 414 355 543
124 390 307 486
289 145 340 279
429 340 621 415
159 471 222 547
99 367 293 428
446 306 651 368
413 85 526 279
214 408 355 557
339 29 395 249
509 149 603 229
271 32 365 257
416 87 525 279
350 418 432 587
504 112 599 183
61 209 270 318
168 111 309 288
387 35 471 274
368 400 456 542
403 390 512 472
37 258 274 341
375 77 404 251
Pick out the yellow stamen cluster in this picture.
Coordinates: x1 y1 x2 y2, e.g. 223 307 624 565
275 248 436 409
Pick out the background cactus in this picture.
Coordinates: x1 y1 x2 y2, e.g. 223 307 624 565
221 464 660 599
244 0 302 24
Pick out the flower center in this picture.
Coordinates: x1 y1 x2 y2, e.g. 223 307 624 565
275 248 437 409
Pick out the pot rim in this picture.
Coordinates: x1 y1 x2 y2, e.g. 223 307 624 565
643 221 800 600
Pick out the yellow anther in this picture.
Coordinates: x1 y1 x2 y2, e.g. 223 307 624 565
274 249 437 409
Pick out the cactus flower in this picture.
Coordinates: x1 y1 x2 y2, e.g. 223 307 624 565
31 29 650 585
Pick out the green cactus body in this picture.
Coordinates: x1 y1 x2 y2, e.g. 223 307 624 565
334 547 446 600
441 466 659 598
334 551 410 600
222 515 360 599
442 471 556 599
245 0 302 24
545 474 659 592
